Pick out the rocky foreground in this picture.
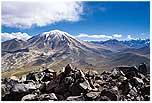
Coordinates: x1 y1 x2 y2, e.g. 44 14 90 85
1 63 150 101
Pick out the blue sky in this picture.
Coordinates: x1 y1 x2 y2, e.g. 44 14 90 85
1 1 150 41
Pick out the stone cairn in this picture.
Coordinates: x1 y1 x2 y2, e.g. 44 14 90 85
1 63 150 101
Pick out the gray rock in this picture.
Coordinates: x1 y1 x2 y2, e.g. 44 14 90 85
138 63 147 75
54 83 69 95
46 80 57 92
111 68 122 78
21 94 37 101
1 64 150 101
118 80 132 95
11 82 37 93
41 73 53 82
66 95 85 101
118 76 127 82
69 83 83 96
130 77 144 88
140 85 150 96
1 84 11 97
85 92 100 100
26 72 37 81
100 89 118 101
55 94 65 100
95 80 105 86
79 80 92 91
38 93 58 101
96 96 111 101
116 66 138 79
133 77 144 85
85 70 98 79
42 68 55 73
10 76 20 81
11 83 29 93
129 88 138 99
64 76 74 85
64 64 73 75
95 75 102 80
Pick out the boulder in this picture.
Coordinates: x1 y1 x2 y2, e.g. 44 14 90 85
46 80 58 92
133 77 144 84
55 94 65 100
95 80 105 86
111 68 122 78
11 83 29 93
112 86 119 93
94 75 102 80
1 84 11 97
11 82 37 93
21 94 37 101
137 73 145 79
140 85 150 96
42 69 56 79
38 93 58 101
96 96 111 101
118 80 132 95
99 89 118 101
42 68 55 73
64 64 73 75
54 83 69 95
39 83 47 93
64 76 74 85
20 75 27 82
101 71 111 75
130 77 144 87
85 70 98 79
101 74 112 82
26 72 37 81
41 73 53 82
143 77 150 85
118 76 127 82
69 83 84 96
73 69 82 79
1 64 150 101
138 63 147 75
66 95 85 101
85 92 100 100
116 66 138 79
63 91 71 99
10 76 19 81
87 77 95 89
79 79 92 91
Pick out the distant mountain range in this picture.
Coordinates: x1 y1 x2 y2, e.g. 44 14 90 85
1 30 150 77
91 39 149 49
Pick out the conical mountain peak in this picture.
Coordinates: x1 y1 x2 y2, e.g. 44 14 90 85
41 29 72 38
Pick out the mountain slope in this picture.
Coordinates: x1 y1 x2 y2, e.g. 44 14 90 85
1 30 150 76
1 30 114 72
91 39 150 51
2 38 26 51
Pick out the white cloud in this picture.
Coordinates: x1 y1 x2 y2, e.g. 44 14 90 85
76 33 124 41
113 34 122 38
1 32 31 41
2 1 83 28
75 33 113 41
127 35 134 40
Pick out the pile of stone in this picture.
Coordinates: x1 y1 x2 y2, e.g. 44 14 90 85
1 63 150 101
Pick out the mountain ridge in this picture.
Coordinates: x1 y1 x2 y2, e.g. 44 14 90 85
1 30 150 76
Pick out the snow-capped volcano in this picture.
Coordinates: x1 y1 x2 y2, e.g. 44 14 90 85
1 29 150 75
2 29 114 72
41 29 73 39
27 29 84 51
